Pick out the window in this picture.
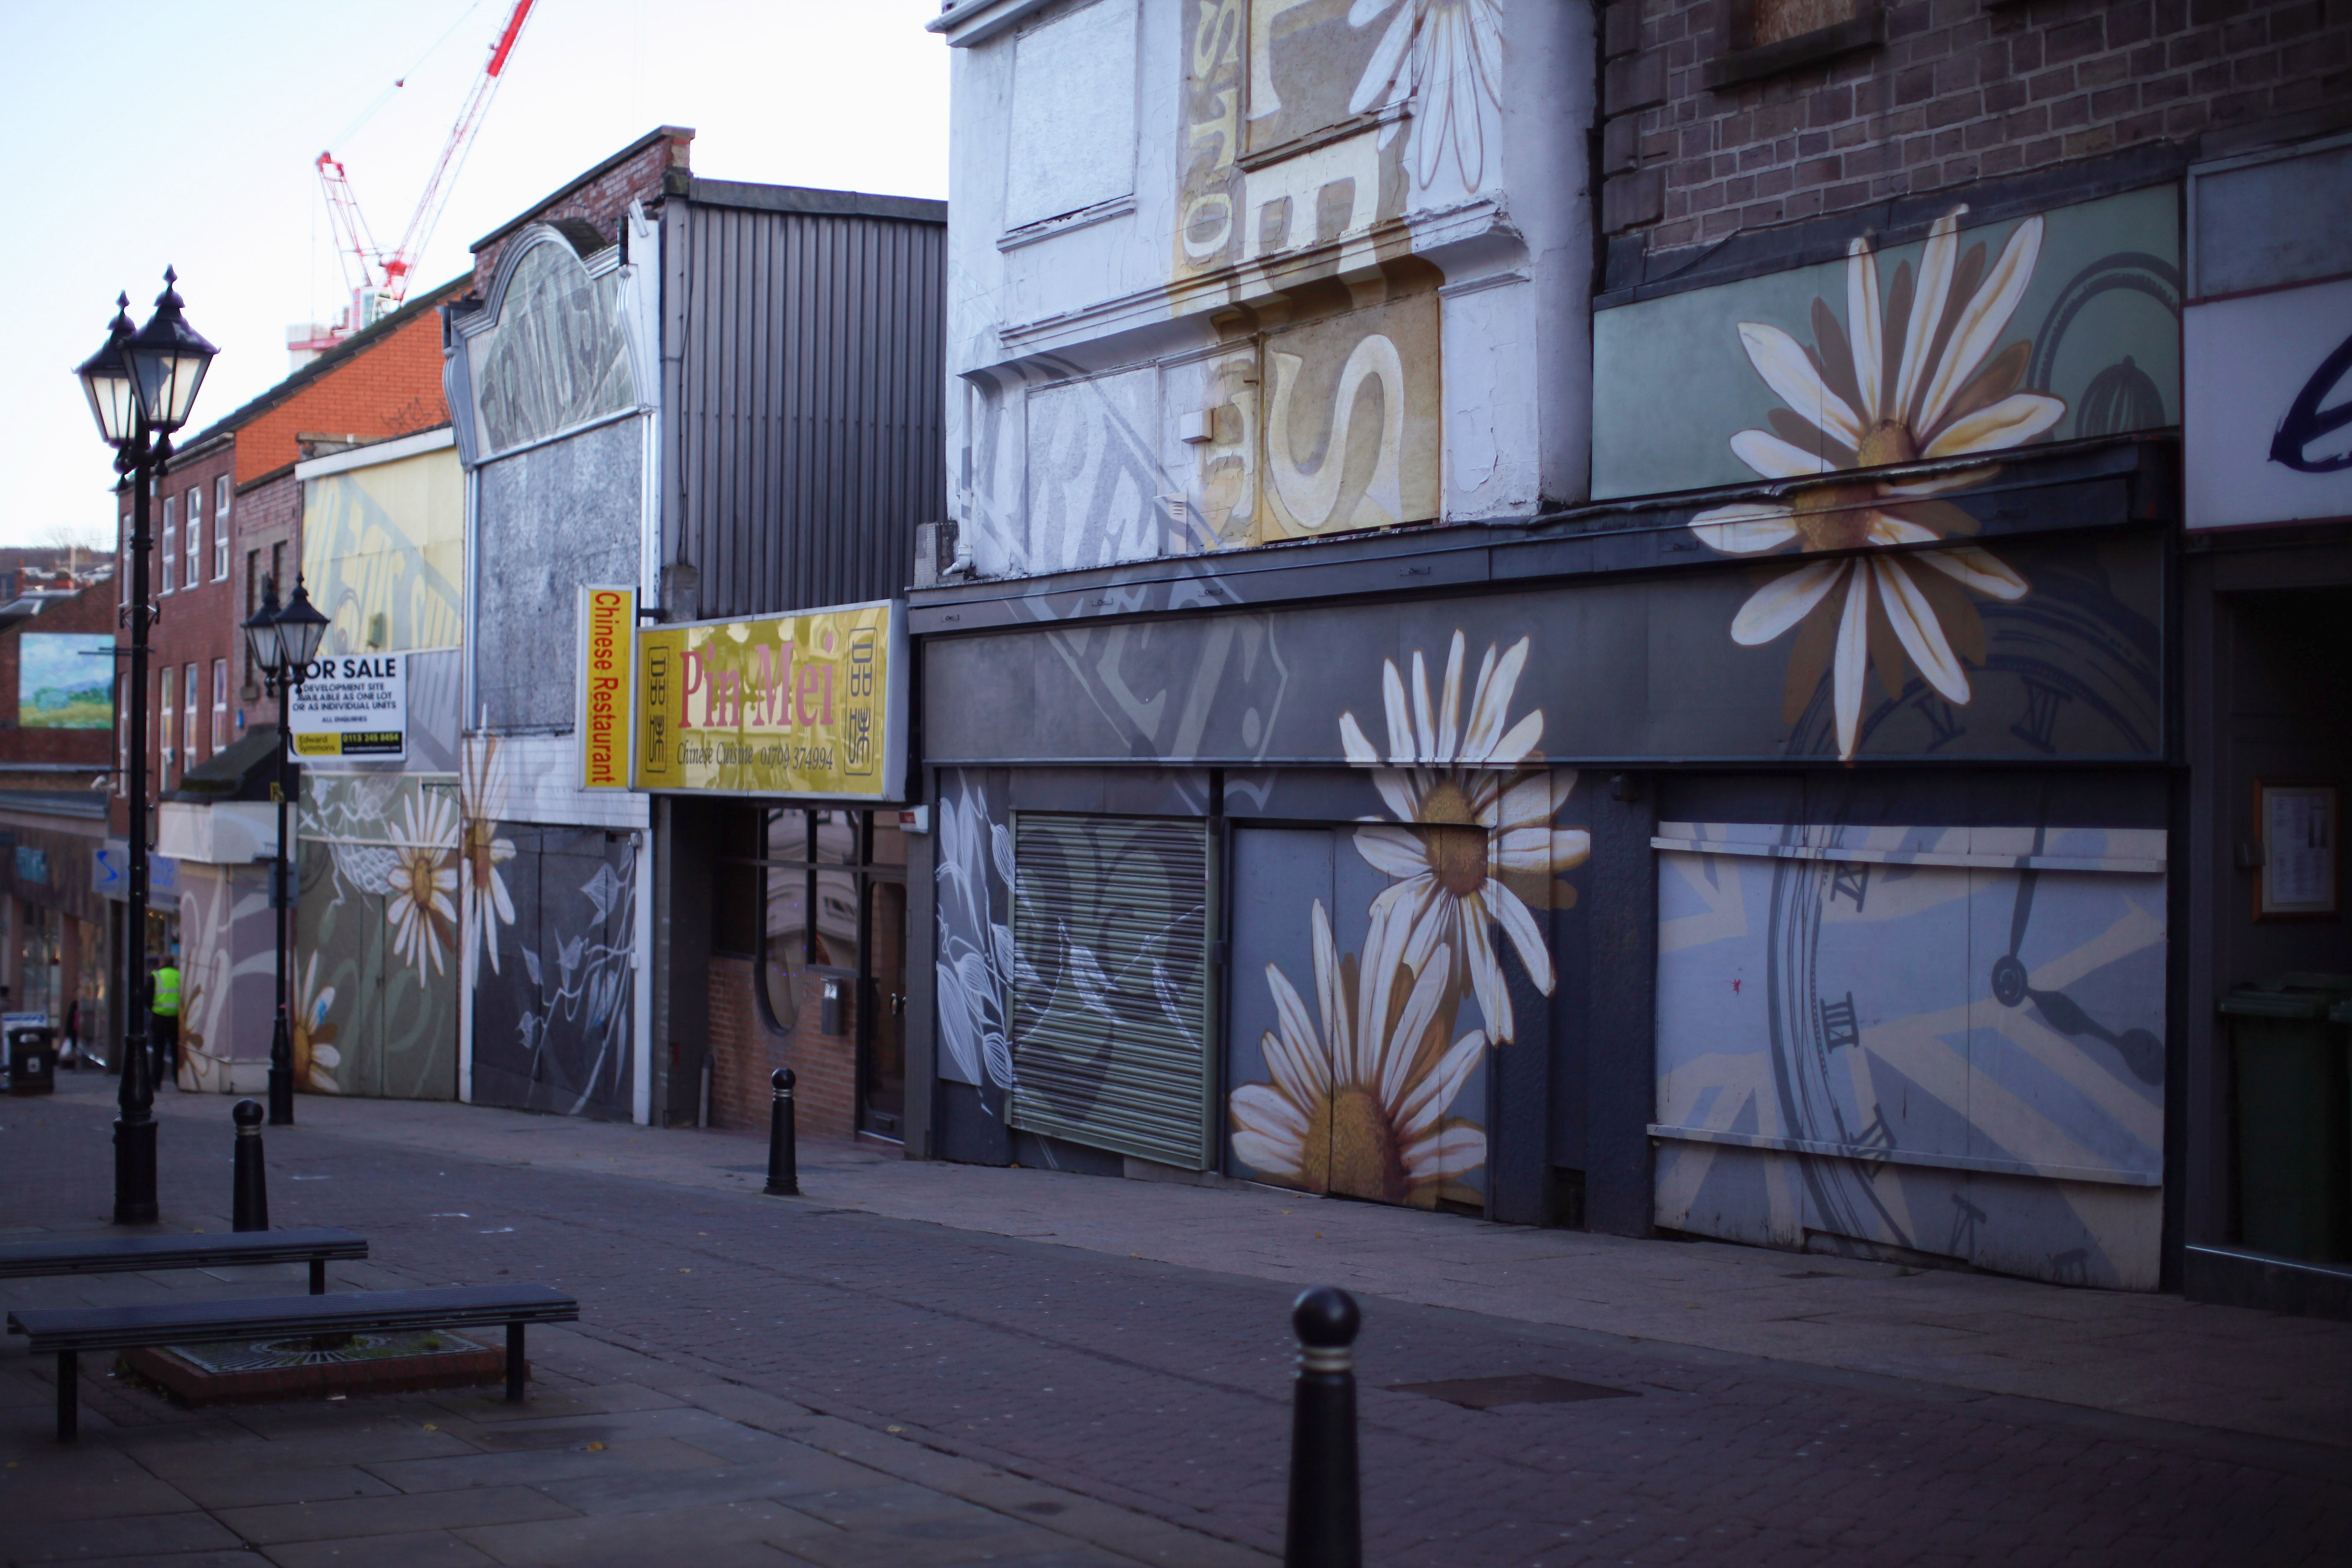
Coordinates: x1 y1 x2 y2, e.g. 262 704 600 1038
116 676 126 794
270 542 284 603
1003 0 1137 230
211 660 228 750
1703 0 1884 90
119 509 129 606
186 486 203 589
214 477 232 579
160 498 175 593
158 666 175 776
184 663 200 767
243 549 260 687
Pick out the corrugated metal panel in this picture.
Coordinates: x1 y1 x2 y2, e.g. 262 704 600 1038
668 200 946 619
1009 814 1213 1170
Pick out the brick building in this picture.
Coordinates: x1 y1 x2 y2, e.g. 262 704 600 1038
1580 0 2352 1314
0 579 121 1048
107 277 464 1090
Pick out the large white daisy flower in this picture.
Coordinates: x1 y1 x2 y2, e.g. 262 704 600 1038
1348 0 1504 192
385 790 459 978
460 735 518 977
1232 898 1487 1204
1690 207 2057 760
1338 632 1587 1042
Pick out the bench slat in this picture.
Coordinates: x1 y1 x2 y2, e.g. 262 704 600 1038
0 1228 368 1279
8 1284 577 1353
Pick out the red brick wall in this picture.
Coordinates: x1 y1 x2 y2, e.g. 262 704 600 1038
1602 0 2352 252
230 472 299 740
704 956 859 1137
232 306 452 488
0 581 116 770
470 127 694 294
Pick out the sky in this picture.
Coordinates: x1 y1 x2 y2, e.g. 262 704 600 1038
0 0 950 549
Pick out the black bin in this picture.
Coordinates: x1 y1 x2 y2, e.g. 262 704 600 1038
7 1026 56 1097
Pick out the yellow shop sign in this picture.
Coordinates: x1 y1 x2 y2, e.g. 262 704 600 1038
577 586 635 791
632 599 904 799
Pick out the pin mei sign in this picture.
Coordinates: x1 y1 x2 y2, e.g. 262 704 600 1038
634 600 903 799
578 588 634 790
289 655 405 760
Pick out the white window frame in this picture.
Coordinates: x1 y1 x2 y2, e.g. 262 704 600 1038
214 477 232 579
211 659 228 750
158 666 175 772
185 486 203 589
160 498 175 594
184 662 199 767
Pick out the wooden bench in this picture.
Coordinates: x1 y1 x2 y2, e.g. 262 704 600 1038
8 1283 579 1440
0 1228 368 1295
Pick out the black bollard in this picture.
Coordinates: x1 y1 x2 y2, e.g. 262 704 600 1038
1284 1287 1361 1568
231 1099 270 1232
764 1068 799 1196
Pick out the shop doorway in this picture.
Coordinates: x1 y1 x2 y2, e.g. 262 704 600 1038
1227 825 1493 1212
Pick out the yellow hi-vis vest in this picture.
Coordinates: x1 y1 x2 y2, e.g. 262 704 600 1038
152 966 181 1017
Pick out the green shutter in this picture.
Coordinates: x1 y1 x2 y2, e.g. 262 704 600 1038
1009 813 1214 1170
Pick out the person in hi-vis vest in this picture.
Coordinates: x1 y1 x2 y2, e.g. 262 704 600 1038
150 957 181 1085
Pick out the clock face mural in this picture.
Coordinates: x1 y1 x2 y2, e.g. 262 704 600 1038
1653 822 2167 1290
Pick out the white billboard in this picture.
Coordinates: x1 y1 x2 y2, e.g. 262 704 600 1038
2185 274 2352 529
289 654 407 761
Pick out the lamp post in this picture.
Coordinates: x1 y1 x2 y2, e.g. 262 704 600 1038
244 577 328 1126
76 269 218 1225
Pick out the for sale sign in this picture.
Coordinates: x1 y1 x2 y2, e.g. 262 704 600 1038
289 654 407 761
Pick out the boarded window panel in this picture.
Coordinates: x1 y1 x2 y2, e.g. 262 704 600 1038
1010 813 1212 1169
1005 0 1137 229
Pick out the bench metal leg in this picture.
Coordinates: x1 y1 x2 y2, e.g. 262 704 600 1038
505 1323 525 1403
309 1258 325 1295
57 1351 76 1442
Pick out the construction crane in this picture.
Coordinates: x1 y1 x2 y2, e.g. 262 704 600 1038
297 0 539 361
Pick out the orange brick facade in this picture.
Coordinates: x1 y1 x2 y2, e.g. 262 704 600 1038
228 291 460 489
705 956 858 1138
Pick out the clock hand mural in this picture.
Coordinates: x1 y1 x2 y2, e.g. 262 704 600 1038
1989 860 2163 1086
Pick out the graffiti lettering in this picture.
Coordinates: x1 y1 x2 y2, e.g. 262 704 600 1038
2270 330 2352 474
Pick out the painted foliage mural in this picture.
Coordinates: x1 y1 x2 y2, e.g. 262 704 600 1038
173 868 274 1094
462 734 637 1119
1229 633 1585 1208
1653 823 2167 1289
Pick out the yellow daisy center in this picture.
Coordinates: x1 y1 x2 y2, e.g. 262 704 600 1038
1424 826 1488 899
1304 1084 1406 1203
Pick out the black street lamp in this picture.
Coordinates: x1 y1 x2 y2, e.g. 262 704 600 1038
244 577 328 1126
77 269 218 1225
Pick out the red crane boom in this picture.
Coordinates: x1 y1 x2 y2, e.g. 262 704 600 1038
307 0 539 346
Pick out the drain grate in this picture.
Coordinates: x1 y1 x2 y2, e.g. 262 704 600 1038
1386 1373 1637 1409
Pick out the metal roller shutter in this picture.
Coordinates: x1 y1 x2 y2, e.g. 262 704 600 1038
1008 813 1214 1170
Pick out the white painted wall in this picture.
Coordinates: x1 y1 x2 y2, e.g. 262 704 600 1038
935 0 1596 580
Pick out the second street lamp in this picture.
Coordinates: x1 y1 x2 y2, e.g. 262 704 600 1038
246 577 329 1126
77 270 217 1225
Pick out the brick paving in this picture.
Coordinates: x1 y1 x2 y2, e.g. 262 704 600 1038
5 1092 2350 1566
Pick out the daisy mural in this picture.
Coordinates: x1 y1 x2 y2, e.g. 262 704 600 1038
1348 0 1503 193
1233 899 1487 1206
1339 632 1588 1042
1689 207 2061 760
461 735 519 977
385 791 460 977
292 951 342 1093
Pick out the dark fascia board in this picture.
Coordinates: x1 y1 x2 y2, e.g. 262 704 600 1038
160 429 235 475
469 125 695 255
908 438 2172 636
174 272 473 453
676 175 946 227
1701 12 1885 93
1601 141 2190 305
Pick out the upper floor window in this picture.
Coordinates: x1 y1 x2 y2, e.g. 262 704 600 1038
214 479 231 578
186 486 204 590
1704 0 1884 90
160 498 175 593
211 659 229 750
1003 0 1137 231
185 661 200 766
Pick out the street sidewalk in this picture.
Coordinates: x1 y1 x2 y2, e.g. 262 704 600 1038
67 1078 2352 1451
